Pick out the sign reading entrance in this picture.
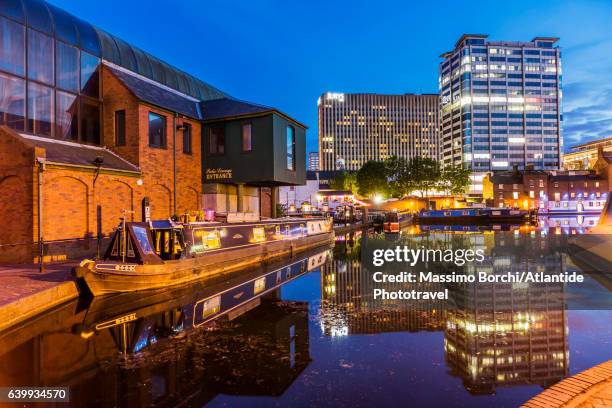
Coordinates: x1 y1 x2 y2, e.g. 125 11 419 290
205 168 233 180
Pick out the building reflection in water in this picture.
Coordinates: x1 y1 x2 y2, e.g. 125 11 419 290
322 230 569 393
0 249 331 407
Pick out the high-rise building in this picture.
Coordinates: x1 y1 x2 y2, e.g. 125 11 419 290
318 93 439 171
439 35 563 194
308 151 320 171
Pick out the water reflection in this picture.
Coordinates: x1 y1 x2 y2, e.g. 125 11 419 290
0 217 609 407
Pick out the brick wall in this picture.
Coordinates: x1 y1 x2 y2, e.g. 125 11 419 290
0 128 36 262
103 68 203 219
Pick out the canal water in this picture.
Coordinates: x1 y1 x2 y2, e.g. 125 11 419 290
0 216 611 407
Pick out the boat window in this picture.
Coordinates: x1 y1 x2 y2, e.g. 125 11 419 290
251 227 266 243
202 296 220 319
191 228 221 253
132 226 154 255
254 277 266 294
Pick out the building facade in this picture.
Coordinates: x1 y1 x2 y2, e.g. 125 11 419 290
485 168 608 212
0 0 304 263
308 151 319 171
563 137 612 170
439 35 563 194
318 93 439 171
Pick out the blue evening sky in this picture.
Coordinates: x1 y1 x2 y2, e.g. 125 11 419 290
51 0 612 155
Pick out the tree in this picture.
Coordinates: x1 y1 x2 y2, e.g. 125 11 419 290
329 171 357 192
356 160 388 197
441 164 471 196
383 156 410 198
406 157 441 200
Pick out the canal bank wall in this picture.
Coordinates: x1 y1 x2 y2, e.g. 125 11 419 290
0 262 79 332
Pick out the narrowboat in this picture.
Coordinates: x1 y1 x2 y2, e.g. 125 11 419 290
416 208 529 224
383 211 412 233
73 217 333 296
76 248 331 341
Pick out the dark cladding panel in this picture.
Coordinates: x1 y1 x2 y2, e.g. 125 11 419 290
113 36 138 72
0 0 25 23
159 60 178 90
175 72 190 95
46 3 77 45
131 46 153 78
73 17 100 56
23 0 52 34
95 28 121 65
147 56 167 85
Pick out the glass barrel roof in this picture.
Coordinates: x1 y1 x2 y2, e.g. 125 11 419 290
0 0 227 101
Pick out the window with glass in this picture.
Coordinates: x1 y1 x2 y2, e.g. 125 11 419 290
209 127 225 155
27 28 53 85
0 16 25 76
0 72 25 131
148 112 166 148
80 52 100 98
286 125 295 171
56 91 77 140
182 122 192 154
242 123 252 152
56 41 79 92
80 98 100 145
27 82 53 136
115 110 126 146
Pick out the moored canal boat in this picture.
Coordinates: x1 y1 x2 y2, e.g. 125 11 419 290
416 207 530 224
73 217 333 296
383 211 412 233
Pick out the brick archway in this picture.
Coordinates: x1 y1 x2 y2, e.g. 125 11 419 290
44 175 89 241
0 175 30 251
97 179 134 234
148 183 172 219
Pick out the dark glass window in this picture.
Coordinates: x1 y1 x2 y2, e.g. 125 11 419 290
27 82 53 136
80 98 100 144
47 4 77 45
27 28 53 85
286 125 295 171
56 91 78 140
209 127 225 155
0 72 25 130
56 41 79 92
23 0 52 34
0 0 25 23
242 123 252 151
80 51 100 98
115 110 126 146
0 17 24 75
182 123 192 154
148 112 166 148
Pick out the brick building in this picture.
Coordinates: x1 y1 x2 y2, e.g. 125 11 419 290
484 167 608 213
0 1 305 263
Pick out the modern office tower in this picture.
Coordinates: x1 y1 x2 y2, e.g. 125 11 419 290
308 151 320 171
439 35 563 194
318 93 439 171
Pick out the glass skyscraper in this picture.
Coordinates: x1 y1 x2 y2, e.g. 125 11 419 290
439 35 563 194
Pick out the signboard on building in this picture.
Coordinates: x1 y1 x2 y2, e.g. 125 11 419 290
205 168 233 181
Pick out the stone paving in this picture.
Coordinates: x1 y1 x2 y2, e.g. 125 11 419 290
0 261 79 331
523 360 612 407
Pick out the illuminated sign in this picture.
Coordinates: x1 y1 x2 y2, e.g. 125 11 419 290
325 92 345 102
205 168 233 180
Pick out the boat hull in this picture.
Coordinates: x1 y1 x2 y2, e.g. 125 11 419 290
74 232 333 296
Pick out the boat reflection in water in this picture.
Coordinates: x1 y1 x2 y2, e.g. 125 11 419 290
321 229 571 394
0 248 331 407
